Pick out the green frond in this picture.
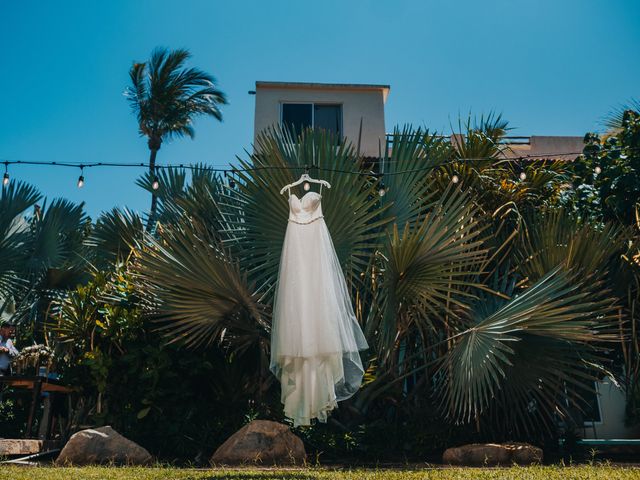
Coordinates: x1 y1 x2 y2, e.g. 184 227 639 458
380 184 489 351
440 266 618 430
87 208 144 267
126 47 226 143
231 126 392 297
516 209 628 284
134 221 266 351
380 126 452 229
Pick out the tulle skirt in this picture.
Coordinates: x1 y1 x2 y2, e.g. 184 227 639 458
270 218 368 426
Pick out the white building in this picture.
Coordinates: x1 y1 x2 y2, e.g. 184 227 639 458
253 81 389 157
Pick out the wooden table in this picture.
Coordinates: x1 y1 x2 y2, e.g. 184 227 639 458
0 375 74 440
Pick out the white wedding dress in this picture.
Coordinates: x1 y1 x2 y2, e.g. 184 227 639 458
270 189 369 426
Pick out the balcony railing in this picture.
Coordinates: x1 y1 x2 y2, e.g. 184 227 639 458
385 133 531 145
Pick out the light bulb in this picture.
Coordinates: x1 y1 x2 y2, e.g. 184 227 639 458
451 174 459 184
77 175 85 188
378 184 387 197
519 171 527 181
152 178 160 190
303 182 310 191
229 179 236 189
594 165 602 174
2 173 8 186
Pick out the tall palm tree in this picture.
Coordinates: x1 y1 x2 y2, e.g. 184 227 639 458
126 47 227 229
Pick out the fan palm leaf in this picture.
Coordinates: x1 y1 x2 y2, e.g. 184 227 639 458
379 184 489 353
228 126 391 298
450 112 511 172
516 209 627 284
87 208 144 267
379 126 451 229
440 266 618 431
602 99 640 131
134 221 266 351
0 181 41 297
24 198 90 279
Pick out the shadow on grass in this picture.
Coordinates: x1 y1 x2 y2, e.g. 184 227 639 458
205 475 318 480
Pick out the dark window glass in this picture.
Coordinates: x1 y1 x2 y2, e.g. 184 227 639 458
314 104 342 140
581 382 602 423
282 104 312 137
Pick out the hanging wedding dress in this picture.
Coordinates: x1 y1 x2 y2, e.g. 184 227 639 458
270 188 369 426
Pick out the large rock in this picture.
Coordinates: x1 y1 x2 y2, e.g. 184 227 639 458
56 426 153 465
443 442 543 466
211 420 306 465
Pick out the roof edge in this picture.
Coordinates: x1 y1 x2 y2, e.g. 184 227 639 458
255 81 391 93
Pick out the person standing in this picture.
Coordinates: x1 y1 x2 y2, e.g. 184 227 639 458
0 322 18 376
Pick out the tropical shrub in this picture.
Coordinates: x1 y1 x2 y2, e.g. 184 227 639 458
569 109 640 224
133 125 621 446
1 117 635 462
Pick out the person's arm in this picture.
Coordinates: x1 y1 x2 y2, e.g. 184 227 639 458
4 339 18 357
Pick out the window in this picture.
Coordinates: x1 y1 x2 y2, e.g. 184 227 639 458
281 104 312 137
582 381 602 424
281 103 342 140
314 104 342 138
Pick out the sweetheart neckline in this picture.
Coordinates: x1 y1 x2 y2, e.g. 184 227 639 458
290 192 322 202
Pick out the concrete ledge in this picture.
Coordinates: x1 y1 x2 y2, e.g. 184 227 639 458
0 439 57 455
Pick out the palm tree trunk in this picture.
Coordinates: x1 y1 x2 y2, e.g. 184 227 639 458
146 143 159 231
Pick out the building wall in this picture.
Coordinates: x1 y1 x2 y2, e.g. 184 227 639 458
505 136 584 160
253 86 387 157
583 378 640 439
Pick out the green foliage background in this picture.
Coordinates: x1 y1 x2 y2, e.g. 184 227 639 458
1 112 640 463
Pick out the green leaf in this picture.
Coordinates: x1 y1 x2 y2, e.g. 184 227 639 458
137 406 151 419
440 266 617 431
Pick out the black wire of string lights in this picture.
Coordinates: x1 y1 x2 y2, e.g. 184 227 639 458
0 149 614 193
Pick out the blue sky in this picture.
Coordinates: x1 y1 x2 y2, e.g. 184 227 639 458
1 0 638 217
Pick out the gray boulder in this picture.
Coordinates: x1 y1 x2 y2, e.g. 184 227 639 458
211 420 306 465
443 442 543 466
56 426 153 465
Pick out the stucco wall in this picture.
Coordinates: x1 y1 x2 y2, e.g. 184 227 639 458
583 378 640 439
254 86 387 157
506 136 584 159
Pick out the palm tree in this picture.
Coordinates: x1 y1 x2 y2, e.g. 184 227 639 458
125 47 227 229
0 180 91 333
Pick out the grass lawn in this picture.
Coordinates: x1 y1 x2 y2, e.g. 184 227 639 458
1 465 640 479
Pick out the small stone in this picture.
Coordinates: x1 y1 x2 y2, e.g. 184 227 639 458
211 420 306 465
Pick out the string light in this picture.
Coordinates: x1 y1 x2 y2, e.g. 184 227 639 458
0 149 621 187
303 181 311 191
516 158 527 181
378 182 387 197
77 166 85 188
152 176 160 190
2 162 8 186
594 165 602 174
